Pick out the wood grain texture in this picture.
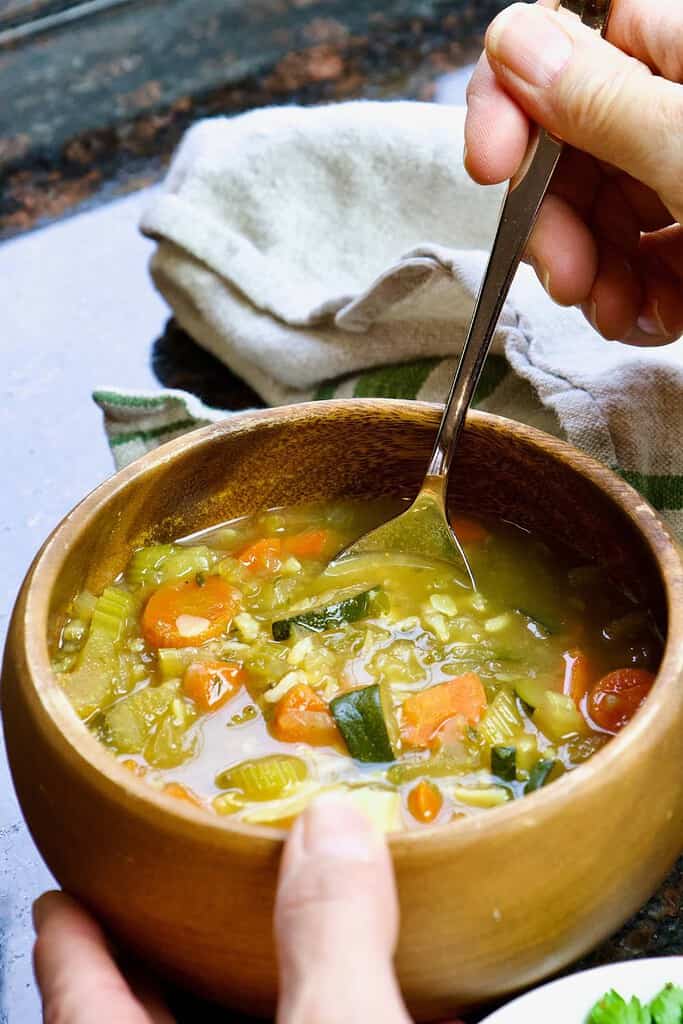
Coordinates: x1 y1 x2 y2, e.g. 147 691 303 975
3 401 683 1019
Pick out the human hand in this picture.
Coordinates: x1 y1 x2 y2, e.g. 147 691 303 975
465 0 683 344
34 799 464 1023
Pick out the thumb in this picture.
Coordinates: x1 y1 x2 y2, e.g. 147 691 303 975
485 3 683 222
274 797 411 1024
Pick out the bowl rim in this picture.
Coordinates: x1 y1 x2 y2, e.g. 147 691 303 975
10 398 683 851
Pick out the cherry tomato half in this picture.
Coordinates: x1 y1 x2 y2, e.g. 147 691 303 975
588 668 655 733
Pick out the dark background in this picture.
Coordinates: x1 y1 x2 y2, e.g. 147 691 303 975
0 0 508 238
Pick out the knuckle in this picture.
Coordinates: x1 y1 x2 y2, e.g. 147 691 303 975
556 59 649 142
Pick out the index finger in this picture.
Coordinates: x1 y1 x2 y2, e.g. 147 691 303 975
33 891 154 1024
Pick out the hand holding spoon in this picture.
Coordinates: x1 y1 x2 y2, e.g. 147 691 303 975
339 0 613 588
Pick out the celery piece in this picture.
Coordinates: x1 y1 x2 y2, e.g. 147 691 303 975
215 755 308 802
58 635 119 720
213 792 244 815
239 783 320 825
514 676 550 710
478 689 523 747
125 544 174 588
72 589 98 623
90 587 137 643
387 748 475 785
158 648 194 680
514 734 540 777
125 544 216 589
144 708 198 769
103 681 180 753
453 785 510 808
533 691 587 742
62 619 87 646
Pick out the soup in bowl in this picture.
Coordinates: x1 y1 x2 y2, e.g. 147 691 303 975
3 401 683 1020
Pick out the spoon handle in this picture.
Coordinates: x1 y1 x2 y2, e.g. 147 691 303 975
426 0 614 482
426 126 563 479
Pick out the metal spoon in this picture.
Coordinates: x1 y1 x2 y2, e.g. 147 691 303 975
339 0 613 588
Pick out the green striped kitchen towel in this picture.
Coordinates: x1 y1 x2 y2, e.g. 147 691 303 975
95 101 683 536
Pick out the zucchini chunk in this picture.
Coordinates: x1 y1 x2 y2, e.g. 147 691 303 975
330 684 394 763
524 758 556 794
491 745 516 782
272 587 382 641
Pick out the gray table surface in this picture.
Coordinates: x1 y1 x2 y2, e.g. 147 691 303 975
0 69 475 1024
1 185 168 1022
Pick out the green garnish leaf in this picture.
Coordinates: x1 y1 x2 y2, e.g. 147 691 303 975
649 984 683 1024
588 989 651 1024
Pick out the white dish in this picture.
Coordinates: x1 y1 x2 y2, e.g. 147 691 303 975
481 957 683 1023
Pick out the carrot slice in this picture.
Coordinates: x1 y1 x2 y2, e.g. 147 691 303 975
401 673 487 749
562 649 595 707
284 529 334 559
238 537 283 574
450 515 489 544
121 758 147 778
142 576 240 648
162 782 204 808
182 660 246 713
588 668 655 734
407 780 443 823
272 683 342 747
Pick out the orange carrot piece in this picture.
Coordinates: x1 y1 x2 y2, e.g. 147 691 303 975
562 649 595 707
272 683 342 747
162 782 205 808
284 529 334 559
588 668 655 734
182 660 246 713
407 780 443 823
401 673 487 749
238 537 283 574
121 758 147 778
450 515 489 544
142 576 240 649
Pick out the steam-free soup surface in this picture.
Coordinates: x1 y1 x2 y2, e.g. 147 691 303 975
52 499 661 831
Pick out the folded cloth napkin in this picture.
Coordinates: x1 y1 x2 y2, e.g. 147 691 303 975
95 100 683 537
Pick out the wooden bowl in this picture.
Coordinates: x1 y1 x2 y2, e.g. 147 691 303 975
3 401 683 1020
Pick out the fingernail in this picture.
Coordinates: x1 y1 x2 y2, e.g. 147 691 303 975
637 301 667 337
303 796 377 862
487 6 573 87
463 141 469 169
32 893 53 932
531 257 552 297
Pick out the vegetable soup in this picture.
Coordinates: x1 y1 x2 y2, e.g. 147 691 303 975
51 499 662 831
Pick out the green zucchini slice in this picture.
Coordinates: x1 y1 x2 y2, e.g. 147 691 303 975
330 684 394 763
272 587 381 641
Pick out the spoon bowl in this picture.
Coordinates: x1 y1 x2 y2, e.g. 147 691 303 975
338 474 475 586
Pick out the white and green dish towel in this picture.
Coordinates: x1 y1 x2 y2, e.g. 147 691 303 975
94 101 683 537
